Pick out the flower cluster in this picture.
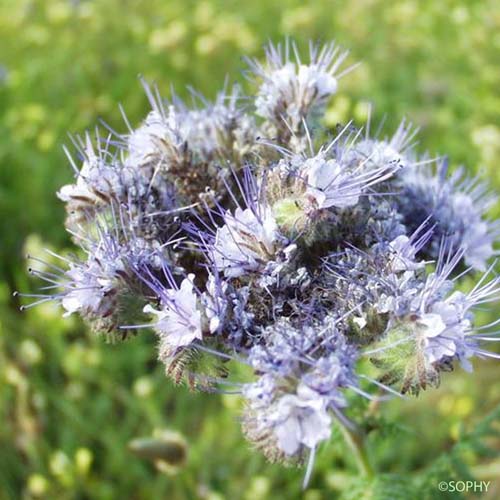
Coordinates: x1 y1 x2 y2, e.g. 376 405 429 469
22 40 500 483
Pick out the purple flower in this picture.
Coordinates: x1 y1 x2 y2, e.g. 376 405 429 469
373 242 500 382
267 384 332 456
242 316 360 458
144 274 203 349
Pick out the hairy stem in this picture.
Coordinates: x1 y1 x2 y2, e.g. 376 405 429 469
339 421 374 478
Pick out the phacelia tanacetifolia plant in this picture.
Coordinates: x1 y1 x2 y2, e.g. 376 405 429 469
19 40 500 486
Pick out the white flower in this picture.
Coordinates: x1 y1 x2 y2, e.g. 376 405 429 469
144 274 203 349
61 267 105 317
255 63 292 120
126 109 182 169
303 156 361 209
419 291 473 369
298 64 338 96
60 246 122 318
269 384 332 456
255 63 337 124
203 273 228 334
213 206 280 278
352 315 367 329
348 139 403 170
251 42 347 127
387 235 425 273
57 136 122 204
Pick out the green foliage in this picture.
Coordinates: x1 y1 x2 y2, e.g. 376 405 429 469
339 404 500 500
416 404 500 499
1 0 500 498
339 475 418 500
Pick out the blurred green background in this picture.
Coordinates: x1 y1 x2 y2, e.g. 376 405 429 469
1 0 500 498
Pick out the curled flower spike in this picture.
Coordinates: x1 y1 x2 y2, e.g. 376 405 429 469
125 105 185 171
368 241 500 394
171 84 255 161
129 80 252 168
343 117 420 172
58 129 180 243
247 40 356 141
242 317 361 464
397 156 499 271
19 224 161 340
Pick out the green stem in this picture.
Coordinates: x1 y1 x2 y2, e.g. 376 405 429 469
339 421 374 478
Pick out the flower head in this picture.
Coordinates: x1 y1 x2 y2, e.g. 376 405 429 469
272 132 402 222
21 226 160 340
242 317 358 459
247 40 353 136
397 157 498 271
343 118 419 172
368 242 500 393
22 38 500 482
